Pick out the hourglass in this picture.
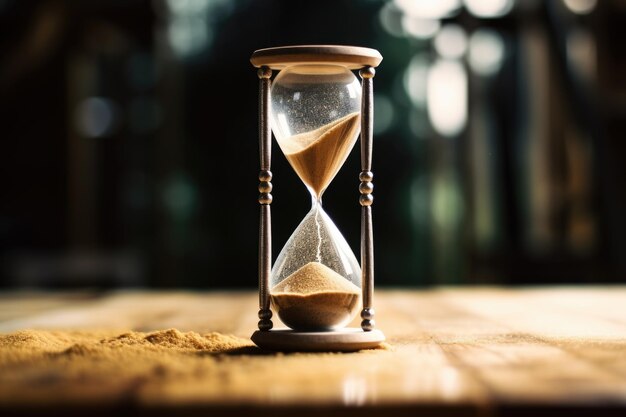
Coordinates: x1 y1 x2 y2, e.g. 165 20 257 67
250 46 384 351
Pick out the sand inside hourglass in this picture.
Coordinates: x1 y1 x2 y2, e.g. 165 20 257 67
279 112 360 197
271 262 361 330
271 113 362 330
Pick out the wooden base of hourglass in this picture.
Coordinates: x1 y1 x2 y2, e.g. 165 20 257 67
251 328 385 352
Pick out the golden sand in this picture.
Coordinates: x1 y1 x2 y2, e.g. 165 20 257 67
0 328 388 406
271 262 361 330
281 112 360 197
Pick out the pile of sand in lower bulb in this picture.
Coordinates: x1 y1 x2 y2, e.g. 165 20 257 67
271 261 361 330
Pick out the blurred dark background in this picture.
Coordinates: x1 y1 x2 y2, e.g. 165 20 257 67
1 0 625 289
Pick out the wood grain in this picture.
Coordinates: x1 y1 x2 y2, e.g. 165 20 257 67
0 288 624 417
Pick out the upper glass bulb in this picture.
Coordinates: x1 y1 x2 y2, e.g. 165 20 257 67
270 65 362 199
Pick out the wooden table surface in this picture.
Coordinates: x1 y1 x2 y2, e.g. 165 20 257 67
0 287 625 416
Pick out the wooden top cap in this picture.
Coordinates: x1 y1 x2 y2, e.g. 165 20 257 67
250 45 382 70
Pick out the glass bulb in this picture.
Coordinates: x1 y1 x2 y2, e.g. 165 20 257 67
271 65 362 199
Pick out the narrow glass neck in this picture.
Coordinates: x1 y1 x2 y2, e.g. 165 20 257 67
309 189 323 207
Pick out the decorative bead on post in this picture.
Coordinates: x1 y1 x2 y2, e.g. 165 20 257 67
359 66 375 332
257 66 273 331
